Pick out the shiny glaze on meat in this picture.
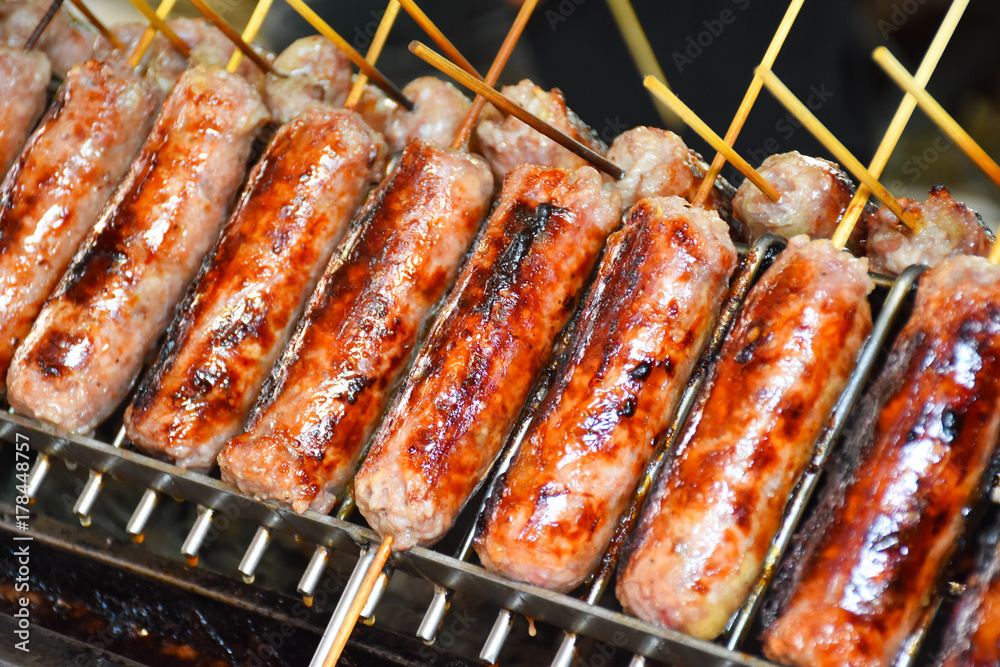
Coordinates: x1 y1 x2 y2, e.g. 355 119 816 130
7 66 269 434
263 36 352 124
126 109 385 470
616 235 873 639
938 529 1000 667
475 80 607 181
0 47 49 178
218 141 493 512
355 165 621 551
381 77 471 154
607 127 733 217
866 185 993 277
764 255 1000 667
732 151 863 248
0 58 159 381
475 196 737 593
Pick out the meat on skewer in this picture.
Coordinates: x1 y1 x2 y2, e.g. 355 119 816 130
218 139 494 508
475 195 737 593
763 254 1000 667
732 151 867 249
355 164 621 551
262 35 351 125
0 0 104 75
866 184 993 276
615 234 873 639
475 79 607 181
937 524 1000 667
607 126 734 217
0 45 49 177
0 56 160 381
6 65 269 434
126 108 386 469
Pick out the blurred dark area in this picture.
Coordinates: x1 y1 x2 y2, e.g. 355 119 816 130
257 0 1000 200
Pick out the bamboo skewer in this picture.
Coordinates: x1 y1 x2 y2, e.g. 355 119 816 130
345 0 400 108
186 0 276 75
691 0 804 207
226 0 274 73
24 0 65 50
67 0 124 50
643 75 781 201
397 0 478 77
128 0 178 69
451 0 537 150
124 0 189 57
756 66 919 240
605 0 682 131
320 535 393 667
835 0 969 244
873 47 1000 190
410 40 623 179
283 0 413 110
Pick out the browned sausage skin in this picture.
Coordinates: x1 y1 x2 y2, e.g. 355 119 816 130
763 255 1000 667
217 140 493 512
126 108 386 470
0 57 159 382
355 164 621 552
615 236 873 639
937 528 1000 667
475 195 737 593
7 66 269 434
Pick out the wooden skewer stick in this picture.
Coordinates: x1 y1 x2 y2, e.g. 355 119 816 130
644 75 781 201
67 0 124 50
226 0 274 73
451 0 537 151
692 0 804 207
873 47 1000 190
186 0 276 75
411 41 623 179
756 66 919 239
605 0 682 132
321 535 393 667
128 0 179 69
124 0 189 58
345 0 400 108
24 0 65 50
283 0 413 110
835 0 969 243
397 0 479 77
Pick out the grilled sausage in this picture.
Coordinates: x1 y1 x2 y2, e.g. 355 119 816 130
7 66 269 434
475 80 607 181
606 126 733 218
0 46 49 178
937 525 1000 667
732 151 863 248
218 140 493 511
615 235 873 639
763 254 1000 667
126 108 386 469
355 164 621 551
0 57 159 382
262 36 352 124
866 185 993 277
1 0 99 76
475 195 737 593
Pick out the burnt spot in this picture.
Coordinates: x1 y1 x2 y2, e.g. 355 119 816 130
345 375 374 405
662 357 675 377
735 324 767 365
781 400 805 437
630 361 652 381
473 201 564 317
28 330 91 378
617 396 637 418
